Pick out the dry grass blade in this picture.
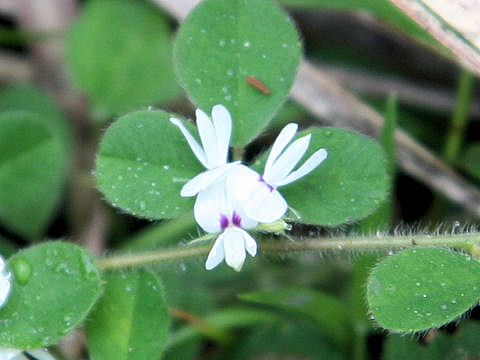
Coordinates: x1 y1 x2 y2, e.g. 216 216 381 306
390 0 480 75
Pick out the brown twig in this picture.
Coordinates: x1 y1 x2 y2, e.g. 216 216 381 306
318 63 480 117
153 0 480 218
293 61 480 217
0 52 32 82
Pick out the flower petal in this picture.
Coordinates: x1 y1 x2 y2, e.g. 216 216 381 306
265 134 311 185
223 228 247 272
196 108 217 169
23 350 57 360
0 348 22 360
227 164 263 205
0 269 11 309
244 186 288 223
264 123 298 178
275 148 328 186
193 180 228 233
205 235 225 270
212 104 232 167
170 117 208 168
241 229 257 257
181 162 240 197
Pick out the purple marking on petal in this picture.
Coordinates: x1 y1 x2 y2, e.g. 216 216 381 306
232 211 242 227
220 214 229 230
258 175 274 192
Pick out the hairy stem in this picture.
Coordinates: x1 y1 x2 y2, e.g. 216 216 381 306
97 232 480 270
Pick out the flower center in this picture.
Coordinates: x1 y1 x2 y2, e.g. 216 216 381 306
259 175 274 192
220 211 242 230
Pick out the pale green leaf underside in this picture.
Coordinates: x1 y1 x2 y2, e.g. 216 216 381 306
0 111 67 238
175 0 301 145
86 270 169 360
367 248 480 332
66 0 180 119
96 110 203 219
0 241 101 348
256 127 388 226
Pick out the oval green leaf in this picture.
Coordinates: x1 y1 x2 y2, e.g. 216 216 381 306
239 288 349 346
255 127 388 225
367 248 480 332
96 110 203 219
174 0 301 145
66 0 180 120
0 241 101 348
86 270 170 360
0 111 68 238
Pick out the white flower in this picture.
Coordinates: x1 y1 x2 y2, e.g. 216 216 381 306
0 349 56 360
170 104 239 197
0 255 12 309
194 178 258 272
229 123 327 223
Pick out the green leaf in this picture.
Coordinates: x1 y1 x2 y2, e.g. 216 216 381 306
0 84 71 149
0 111 68 238
66 0 180 120
0 241 101 348
359 95 397 232
460 142 480 181
174 0 301 145
277 0 439 50
262 127 388 225
86 270 170 360
221 320 344 360
96 110 203 219
167 307 278 350
384 321 480 360
367 248 480 332
239 288 349 346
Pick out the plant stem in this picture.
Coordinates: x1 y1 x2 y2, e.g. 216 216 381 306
443 69 474 164
97 232 480 270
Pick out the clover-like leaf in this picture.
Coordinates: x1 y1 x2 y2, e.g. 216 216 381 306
0 111 68 238
0 241 101 348
254 127 388 225
66 0 180 120
367 248 480 332
96 110 203 219
86 270 169 360
175 0 301 145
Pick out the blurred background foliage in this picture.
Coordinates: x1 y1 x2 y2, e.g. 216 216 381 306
0 0 479 359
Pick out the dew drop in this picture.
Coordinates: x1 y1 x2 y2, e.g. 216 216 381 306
415 282 421 286
451 299 457 304
139 201 146 210
195 78 202 84
441 304 448 310
163 165 170 170
243 41 251 47
219 40 226 47
227 69 234 76
12 257 32 285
